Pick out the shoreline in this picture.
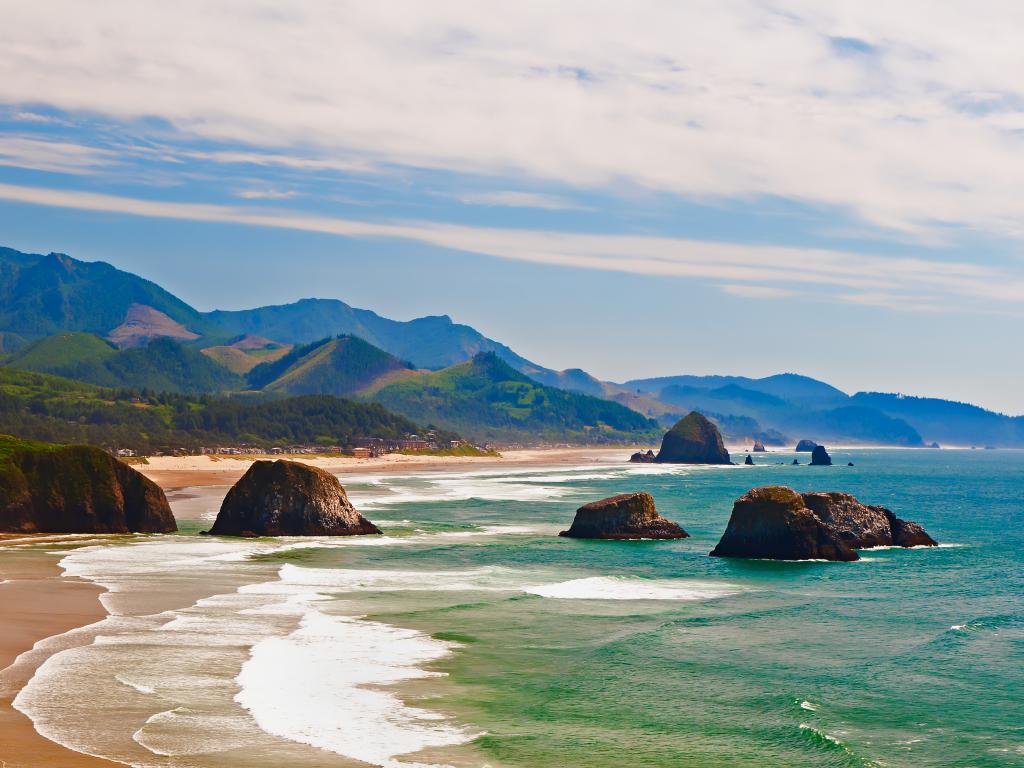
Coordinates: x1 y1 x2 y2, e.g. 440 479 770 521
0 548 119 767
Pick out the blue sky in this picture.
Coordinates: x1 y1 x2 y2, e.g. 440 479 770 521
1 2 1023 413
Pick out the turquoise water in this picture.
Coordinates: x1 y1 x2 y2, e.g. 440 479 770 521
326 449 1023 767
12 449 1023 767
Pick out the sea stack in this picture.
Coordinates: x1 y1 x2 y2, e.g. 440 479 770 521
744 455 754 465
795 439 818 452
560 492 688 540
0 437 176 534
654 412 731 464
629 450 656 463
209 459 381 537
809 445 832 466
752 440 767 452
710 486 936 561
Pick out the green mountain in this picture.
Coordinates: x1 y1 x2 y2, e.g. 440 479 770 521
6 334 242 393
248 335 415 397
0 366 430 453
851 392 1023 447
626 373 849 408
373 352 658 443
0 247 217 342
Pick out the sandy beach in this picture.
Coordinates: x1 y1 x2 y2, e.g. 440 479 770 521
0 548 119 767
136 446 642 490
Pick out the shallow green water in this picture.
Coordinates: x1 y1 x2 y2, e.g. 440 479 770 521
323 449 1023 767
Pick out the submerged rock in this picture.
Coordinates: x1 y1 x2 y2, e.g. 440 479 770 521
0 437 175 534
210 459 380 537
710 486 937 561
744 455 754 465
629 449 656 463
752 440 767 452
792 458 800 465
560 492 688 540
654 412 731 465
795 439 818 452
809 445 832 466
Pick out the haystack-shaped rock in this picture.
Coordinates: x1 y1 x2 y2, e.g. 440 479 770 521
560 492 688 539
210 459 380 537
654 412 731 464
0 438 175 534
795 439 818 452
809 445 832 466
710 486 936 561
752 440 766 452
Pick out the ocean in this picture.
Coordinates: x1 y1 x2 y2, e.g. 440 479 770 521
9 448 1024 767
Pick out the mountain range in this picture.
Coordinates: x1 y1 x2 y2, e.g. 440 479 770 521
1 245 1020 447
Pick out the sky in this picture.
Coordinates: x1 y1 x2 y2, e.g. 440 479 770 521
0 1 1022 413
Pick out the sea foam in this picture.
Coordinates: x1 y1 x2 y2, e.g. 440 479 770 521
236 608 476 767
523 576 740 601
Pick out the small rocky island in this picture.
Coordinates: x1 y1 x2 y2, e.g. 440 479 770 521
560 492 688 539
209 459 381 537
752 440 767 452
629 449 656 463
710 485 937 561
795 439 818 452
0 435 176 534
654 412 732 464
809 445 832 466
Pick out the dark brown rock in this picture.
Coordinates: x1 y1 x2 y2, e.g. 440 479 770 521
559 492 688 540
654 412 731 465
629 450 656 463
710 486 857 561
0 440 175 534
210 459 380 537
710 486 937 561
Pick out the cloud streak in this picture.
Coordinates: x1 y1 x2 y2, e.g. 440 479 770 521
1 181 1020 311
4 2 1024 239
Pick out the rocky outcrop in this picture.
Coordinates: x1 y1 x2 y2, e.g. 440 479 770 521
209 459 380 537
744 455 754 465
795 439 818 452
629 450 656 463
752 440 766 452
0 438 176 534
710 486 937 561
654 412 731 465
560 492 688 540
809 445 832 466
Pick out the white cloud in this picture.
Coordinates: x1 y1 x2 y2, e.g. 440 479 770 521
3 2 1024 239
719 284 798 299
235 188 299 200
1 181 1021 312
457 191 587 210
0 136 116 174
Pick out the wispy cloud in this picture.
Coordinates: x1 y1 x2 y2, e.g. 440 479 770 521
235 187 299 200
457 191 587 211
0 136 117 175
1 181 1021 311
719 284 798 299
4 3 1024 239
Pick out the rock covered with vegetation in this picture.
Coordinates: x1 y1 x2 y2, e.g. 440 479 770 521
654 412 732 464
560 492 688 539
0 435 175 533
210 459 381 537
710 486 936 561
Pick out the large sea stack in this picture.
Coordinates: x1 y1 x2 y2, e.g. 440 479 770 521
210 459 381 537
654 412 732 464
560 492 688 540
0 436 176 534
710 486 937 561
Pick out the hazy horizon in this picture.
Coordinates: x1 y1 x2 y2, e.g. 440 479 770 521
2 2 1022 413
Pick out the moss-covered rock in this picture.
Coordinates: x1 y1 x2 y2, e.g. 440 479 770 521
654 412 731 464
0 435 175 533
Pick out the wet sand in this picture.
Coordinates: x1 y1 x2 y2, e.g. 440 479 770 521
0 549 119 767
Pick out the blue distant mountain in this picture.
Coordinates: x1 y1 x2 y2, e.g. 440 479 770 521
0 245 1019 446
